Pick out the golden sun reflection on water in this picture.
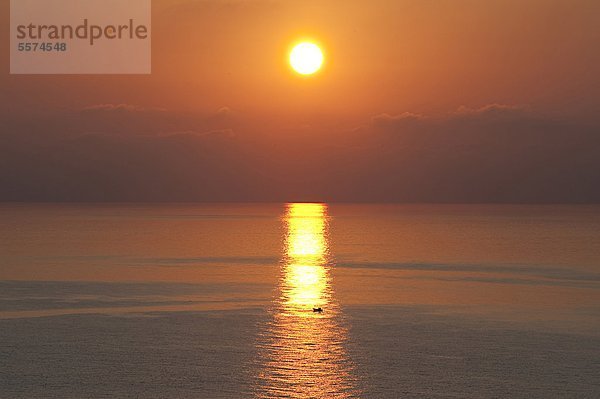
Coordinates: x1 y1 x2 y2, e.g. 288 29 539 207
283 203 329 312
255 203 358 399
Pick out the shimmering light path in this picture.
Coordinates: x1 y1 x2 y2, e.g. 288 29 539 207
255 203 358 398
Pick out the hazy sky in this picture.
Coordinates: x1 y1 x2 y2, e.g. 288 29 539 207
1 0 599 202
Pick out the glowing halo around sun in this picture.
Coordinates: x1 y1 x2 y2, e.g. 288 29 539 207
289 42 324 75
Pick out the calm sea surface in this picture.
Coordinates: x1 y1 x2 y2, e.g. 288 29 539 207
0 203 599 398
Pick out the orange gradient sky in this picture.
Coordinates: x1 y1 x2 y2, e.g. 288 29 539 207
1 0 599 202
2 0 599 121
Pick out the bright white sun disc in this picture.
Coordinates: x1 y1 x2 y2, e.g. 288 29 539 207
290 42 324 75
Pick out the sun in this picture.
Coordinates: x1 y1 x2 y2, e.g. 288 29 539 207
289 42 324 75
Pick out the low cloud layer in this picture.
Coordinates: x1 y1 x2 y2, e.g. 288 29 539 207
1 104 599 202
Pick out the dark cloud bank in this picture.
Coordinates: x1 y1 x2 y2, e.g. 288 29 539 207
1 104 599 203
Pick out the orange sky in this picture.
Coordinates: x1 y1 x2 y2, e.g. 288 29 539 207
2 0 599 122
1 0 599 202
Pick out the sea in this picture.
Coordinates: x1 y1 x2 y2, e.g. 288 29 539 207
0 203 599 398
